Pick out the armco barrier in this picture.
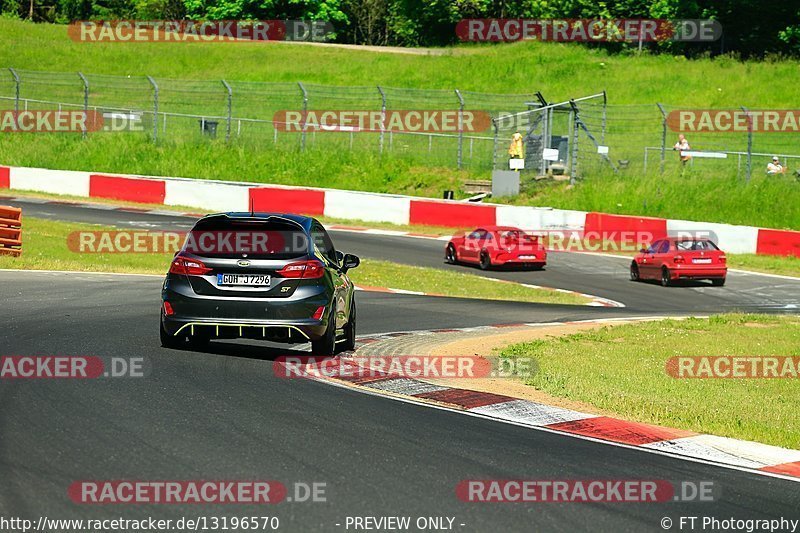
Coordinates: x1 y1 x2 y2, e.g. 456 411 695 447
3 164 800 258
756 228 800 257
250 186 325 215
0 205 22 256
584 212 668 245
89 174 166 204
409 199 496 227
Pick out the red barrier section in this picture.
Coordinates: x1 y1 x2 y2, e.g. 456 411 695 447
89 174 166 204
756 228 800 258
409 200 496 228
0 166 9 189
584 212 667 244
249 187 325 216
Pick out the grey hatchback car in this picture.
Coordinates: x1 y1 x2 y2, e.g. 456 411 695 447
160 212 359 355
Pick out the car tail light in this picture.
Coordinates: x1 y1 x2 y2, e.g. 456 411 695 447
719 254 727 263
163 301 174 316
312 306 325 320
277 260 325 279
674 254 685 264
169 255 212 276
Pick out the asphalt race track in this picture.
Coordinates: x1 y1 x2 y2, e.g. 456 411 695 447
2 198 800 531
6 197 800 314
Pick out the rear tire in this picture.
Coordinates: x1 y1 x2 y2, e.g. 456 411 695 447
445 244 457 264
661 267 671 287
342 299 357 352
312 303 337 356
479 252 491 270
630 262 640 282
711 277 726 287
160 315 183 349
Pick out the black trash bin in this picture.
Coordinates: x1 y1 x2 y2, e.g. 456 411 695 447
199 119 218 139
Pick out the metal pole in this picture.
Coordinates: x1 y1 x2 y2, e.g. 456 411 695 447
221 79 232 142
741 106 752 183
492 118 499 170
601 90 607 144
455 89 465 170
298 82 308 151
77 72 89 139
377 86 386 154
9 68 20 114
146 76 158 143
569 100 579 184
656 103 667 174
541 105 549 176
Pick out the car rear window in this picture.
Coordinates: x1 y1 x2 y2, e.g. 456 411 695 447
675 240 719 251
183 217 309 259
498 230 536 242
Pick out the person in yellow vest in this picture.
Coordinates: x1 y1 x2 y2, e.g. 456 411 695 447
508 132 524 170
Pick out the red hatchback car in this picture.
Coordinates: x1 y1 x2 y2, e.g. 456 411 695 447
445 226 547 270
630 237 727 287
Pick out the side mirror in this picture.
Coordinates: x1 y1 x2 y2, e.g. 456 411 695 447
342 253 360 272
335 250 345 265
640 248 648 253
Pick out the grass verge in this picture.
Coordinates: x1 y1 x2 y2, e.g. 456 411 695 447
0 217 590 305
499 314 800 448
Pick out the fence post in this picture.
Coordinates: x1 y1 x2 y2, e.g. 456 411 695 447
455 89 465 170
298 82 308 151
9 68 20 114
377 86 386 154
741 106 752 183
656 103 667 174
146 76 158 143
601 90 607 144
221 79 232 142
77 72 89 139
492 118 499 170
569 100 579 184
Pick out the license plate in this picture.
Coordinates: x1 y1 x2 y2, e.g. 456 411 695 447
519 255 537 259
692 258 712 264
217 273 271 286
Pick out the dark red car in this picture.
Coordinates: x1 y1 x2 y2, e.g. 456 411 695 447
630 237 727 287
445 226 547 270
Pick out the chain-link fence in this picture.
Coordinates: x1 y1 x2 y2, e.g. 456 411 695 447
3 67 797 182
576 102 800 182
1 68 545 172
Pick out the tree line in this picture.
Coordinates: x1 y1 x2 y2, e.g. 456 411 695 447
6 0 799 56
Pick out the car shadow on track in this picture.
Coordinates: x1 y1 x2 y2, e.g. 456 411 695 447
444 261 545 273
634 279 721 288
160 339 348 364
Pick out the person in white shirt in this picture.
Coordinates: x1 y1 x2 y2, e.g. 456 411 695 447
767 156 785 175
673 134 691 164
